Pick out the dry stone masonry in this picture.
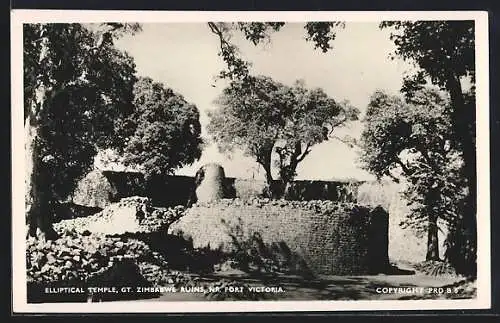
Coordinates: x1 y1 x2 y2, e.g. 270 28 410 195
170 198 390 275
73 170 362 208
194 163 226 203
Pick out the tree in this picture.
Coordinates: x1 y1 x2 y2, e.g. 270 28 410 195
207 76 358 196
24 21 344 238
118 77 203 178
360 89 466 261
24 23 140 239
207 22 345 84
380 21 476 275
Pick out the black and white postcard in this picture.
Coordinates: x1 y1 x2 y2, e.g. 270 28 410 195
11 10 491 313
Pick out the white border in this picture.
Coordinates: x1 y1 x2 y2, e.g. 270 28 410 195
11 10 491 313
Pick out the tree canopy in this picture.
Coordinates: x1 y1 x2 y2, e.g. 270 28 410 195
380 21 475 94
119 77 203 178
24 23 143 237
24 23 139 202
207 22 345 84
208 75 358 194
380 20 477 276
360 88 467 261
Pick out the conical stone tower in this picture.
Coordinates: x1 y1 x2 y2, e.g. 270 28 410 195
194 163 226 203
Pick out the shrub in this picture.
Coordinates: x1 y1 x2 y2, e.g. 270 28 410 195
414 260 458 277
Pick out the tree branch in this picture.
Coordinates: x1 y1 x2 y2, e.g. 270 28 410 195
415 144 438 171
208 22 254 83
395 157 412 176
385 170 401 184
208 22 227 53
296 143 311 162
327 115 348 136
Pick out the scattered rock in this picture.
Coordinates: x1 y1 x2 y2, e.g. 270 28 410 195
46 253 56 264
54 196 186 236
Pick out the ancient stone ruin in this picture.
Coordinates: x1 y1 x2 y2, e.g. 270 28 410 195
193 163 226 203
54 196 185 235
170 199 391 275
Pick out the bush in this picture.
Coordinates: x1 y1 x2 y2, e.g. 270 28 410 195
26 229 199 302
414 260 458 277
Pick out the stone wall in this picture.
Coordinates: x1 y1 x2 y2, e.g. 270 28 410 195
90 171 361 207
357 180 447 263
169 199 389 275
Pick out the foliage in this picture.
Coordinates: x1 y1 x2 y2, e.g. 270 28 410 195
304 22 346 52
380 20 476 276
207 75 358 192
117 77 203 178
414 260 458 278
380 21 474 95
360 88 467 260
207 22 345 83
24 23 138 203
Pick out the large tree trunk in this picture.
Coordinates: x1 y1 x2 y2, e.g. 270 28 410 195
279 142 305 199
25 110 58 240
446 74 476 209
445 73 477 276
426 213 440 261
258 148 280 198
25 29 58 240
281 159 299 200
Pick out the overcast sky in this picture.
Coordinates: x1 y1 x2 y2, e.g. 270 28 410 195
114 22 413 181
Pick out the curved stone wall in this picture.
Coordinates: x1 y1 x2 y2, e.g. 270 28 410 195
169 199 389 275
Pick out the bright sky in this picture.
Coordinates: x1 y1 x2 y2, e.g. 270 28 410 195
114 22 413 181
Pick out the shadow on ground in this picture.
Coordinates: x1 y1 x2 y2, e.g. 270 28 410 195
192 271 419 301
149 265 468 302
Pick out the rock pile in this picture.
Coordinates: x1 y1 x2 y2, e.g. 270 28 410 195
26 229 165 284
138 263 192 287
28 196 190 288
54 196 186 235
